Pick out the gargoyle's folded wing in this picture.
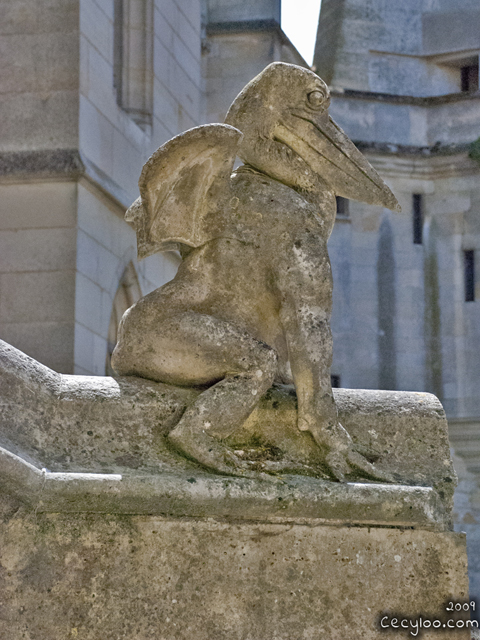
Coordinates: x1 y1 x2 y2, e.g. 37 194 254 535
126 124 243 258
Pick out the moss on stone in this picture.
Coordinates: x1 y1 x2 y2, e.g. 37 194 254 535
469 137 480 165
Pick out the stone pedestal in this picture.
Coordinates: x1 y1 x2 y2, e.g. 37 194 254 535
0 507 471 640
0 340 473 639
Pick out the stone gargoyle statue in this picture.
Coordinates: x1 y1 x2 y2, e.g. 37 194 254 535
112 62 401 482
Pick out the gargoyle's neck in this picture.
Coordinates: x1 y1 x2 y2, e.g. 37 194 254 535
235 164 336 213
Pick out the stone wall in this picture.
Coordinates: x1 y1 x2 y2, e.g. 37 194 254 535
327 152 480 406
0 182 77 373
314 0 480 599
315 0 480 97
73 182 180 375
202 0 307 124
0 0 203 374
451 448 480 598
0 0 80 153
72 0 202 373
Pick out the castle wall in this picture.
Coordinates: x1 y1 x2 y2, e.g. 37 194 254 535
0 0 203 374
202 0 306 125
314 0 480 596
0 182 77 373
0 0 80 153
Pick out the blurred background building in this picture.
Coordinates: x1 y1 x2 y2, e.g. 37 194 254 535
1 0 479 594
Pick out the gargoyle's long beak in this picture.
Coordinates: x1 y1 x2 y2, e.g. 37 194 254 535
275 113 401 212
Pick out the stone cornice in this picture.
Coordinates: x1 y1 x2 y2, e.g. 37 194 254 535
365 150 479 179
332 88 480 107
355 141 471 157
0 145 477 196
0 149 84 180
206 19 281 35
0 338 454 527
0 149 133 209
205 19 309 67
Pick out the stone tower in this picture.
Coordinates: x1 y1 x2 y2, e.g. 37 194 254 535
202 0 308 124
314 0 480 595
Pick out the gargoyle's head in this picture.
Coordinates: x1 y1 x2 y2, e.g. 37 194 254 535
225 62 400 212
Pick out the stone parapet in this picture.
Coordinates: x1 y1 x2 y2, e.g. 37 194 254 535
0 338 457 527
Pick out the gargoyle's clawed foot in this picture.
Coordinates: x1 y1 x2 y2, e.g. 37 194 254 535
222 449 282 482
323 450 350 482
325 448 395 484
233 453 320 478
168 428 279 482
347 450 396 483
306 419 395 484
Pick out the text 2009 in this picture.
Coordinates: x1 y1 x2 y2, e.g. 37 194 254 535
446 601 476 612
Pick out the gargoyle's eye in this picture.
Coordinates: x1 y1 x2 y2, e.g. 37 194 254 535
307 90 326 108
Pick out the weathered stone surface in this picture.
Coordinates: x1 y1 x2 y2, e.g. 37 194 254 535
0 54 470 635
0 509 471 640
113 62 401 482
1 0 478 616
0 444 447 528
0 339 456 528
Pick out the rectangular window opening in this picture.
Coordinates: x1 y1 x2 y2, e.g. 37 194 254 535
331 374 341 388
335 196 349 217
413 194 423 245
464 250 475 302
113 0 153 129
461 63 479 93
113 0 123 93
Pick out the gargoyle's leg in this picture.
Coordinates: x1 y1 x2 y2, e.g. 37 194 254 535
168 371 276 476
276 238 394 483
113 312 278 476
168 329 278 476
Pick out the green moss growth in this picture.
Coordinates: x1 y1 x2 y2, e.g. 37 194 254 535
469 137 480 165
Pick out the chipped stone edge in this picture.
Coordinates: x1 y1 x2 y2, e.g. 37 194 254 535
0 445 448 530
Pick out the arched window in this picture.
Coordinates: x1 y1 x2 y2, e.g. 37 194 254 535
106 262 142 375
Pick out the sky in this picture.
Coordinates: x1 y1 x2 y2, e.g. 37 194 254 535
281 0 323 66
